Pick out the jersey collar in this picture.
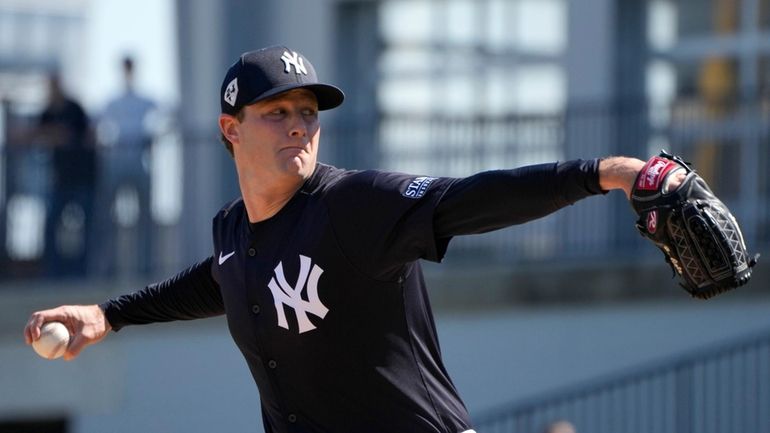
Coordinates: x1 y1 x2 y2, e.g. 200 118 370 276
298 162 334 195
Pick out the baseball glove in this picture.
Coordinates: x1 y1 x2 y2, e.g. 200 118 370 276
630 151 759 299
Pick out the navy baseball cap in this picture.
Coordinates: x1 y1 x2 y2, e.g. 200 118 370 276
220 46 344 115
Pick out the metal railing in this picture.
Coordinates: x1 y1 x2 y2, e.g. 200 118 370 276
473 327 770 433
0 99 768 281
0 115 185 280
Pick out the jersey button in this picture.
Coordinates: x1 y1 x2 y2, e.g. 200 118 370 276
251 304 261 314
248 248 256 257
268 359 277 369
287 414 297 423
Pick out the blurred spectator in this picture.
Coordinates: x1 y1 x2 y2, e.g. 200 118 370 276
93 56 157 276
543 420 577 433
36 73 96 277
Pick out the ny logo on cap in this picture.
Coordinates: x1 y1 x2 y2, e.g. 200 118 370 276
224 77 238 106
281 50 308 75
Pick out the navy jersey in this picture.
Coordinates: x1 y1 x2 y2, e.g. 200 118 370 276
102 160 604 433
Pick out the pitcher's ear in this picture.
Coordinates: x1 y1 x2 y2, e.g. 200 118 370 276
219 114 240 144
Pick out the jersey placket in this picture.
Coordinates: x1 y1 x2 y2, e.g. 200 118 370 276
244 214 304 431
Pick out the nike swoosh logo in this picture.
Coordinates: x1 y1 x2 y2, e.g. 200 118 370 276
218 251 235 265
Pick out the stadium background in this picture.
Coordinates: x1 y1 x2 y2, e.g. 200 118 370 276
0 0 768 432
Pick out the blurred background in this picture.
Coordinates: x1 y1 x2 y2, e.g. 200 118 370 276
0 0 768 432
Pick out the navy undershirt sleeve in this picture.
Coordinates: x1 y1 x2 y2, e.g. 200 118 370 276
100 256 224 331
434 159 605 239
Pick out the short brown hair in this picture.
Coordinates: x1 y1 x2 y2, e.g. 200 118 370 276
220 109 245 157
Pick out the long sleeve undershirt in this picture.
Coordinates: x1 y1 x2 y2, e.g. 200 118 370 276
434 159 604 237
100 256 223 331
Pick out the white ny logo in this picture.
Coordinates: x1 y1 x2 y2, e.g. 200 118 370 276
280 50 308 75
267 255 328 333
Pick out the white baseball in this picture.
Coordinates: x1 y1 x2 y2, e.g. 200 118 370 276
32 321 71 359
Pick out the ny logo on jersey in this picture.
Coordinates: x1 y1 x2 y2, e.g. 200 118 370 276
280 50 308 75
267 255 328 333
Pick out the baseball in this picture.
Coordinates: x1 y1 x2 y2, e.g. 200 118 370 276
32 321 70 360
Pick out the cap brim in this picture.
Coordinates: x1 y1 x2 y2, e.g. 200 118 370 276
245 83 345 111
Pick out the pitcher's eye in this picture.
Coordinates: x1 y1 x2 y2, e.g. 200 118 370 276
263 108 285 119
